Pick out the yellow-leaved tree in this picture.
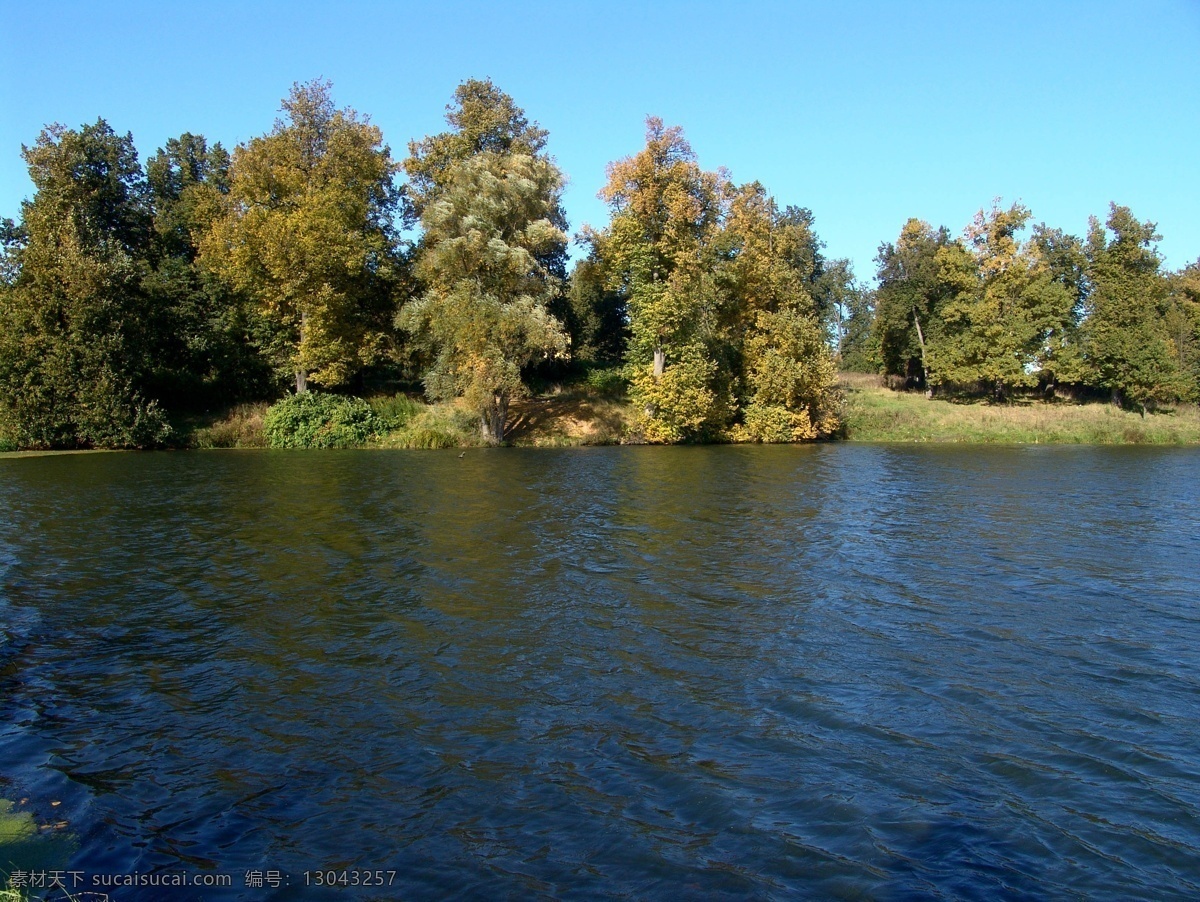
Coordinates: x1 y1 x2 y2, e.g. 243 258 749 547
201 80 399 393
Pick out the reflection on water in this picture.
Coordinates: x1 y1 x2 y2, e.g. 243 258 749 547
1 446 1199 899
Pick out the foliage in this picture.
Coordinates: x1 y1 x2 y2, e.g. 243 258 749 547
186 402 269 448
367 393 423 431
566 255 628 364
0 119 170 448
143 132 275 408
374 402 481 449
1079 204 1182 412
399 146 569 443
591 117 727 440
873 218 955 387
717 182 842 440
738 308 842 441
839 286 879 372
584 363 628 395
201 80 400 393
1166 260 1200 401
262 391 379 448
929 202 1078 397
403 78 550 224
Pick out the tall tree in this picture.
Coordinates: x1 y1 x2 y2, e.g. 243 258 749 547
873 219 956 388
718 181 841 441
590 117 726 441
143 133 272 406
398 152 568 442
1080 204 1181 412
930 202 1077 397
1165 260 1200 401
201 80 400 393
0 120 168 448
404 79 575 374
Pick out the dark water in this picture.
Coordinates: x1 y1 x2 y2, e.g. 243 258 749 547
1 446 1199 900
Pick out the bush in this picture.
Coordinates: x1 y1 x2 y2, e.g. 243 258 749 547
584 365 628 396
263 392 379 449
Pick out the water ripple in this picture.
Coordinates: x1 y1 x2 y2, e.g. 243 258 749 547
0 446 1198 898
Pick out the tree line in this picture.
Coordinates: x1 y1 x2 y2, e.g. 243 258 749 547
843 203 1200 413
1 79 1195 450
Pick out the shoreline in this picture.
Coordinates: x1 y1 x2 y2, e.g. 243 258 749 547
5 374 1200 455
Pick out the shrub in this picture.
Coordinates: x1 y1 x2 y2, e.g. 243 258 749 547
262 392 379 449
584 365 628 396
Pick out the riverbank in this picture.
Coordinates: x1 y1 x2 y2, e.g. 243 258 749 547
840 372 1200 444
8 373 1200 455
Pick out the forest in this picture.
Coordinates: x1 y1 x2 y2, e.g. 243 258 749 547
1 79 1197 451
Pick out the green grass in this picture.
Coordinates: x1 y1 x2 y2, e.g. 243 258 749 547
840 372 1200 443
372 400 483 449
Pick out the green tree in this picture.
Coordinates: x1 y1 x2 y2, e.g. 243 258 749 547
1080 204 1181 412
873 219 956 388
143 132 273 406
1165 260 1200 401
930 202 1077 398
201 80 400 393
404 79 575 377
0 120 168 448
398 151 568 442
717 181 840 440
566 254 628 365
591 117 726 441
839 287 878 372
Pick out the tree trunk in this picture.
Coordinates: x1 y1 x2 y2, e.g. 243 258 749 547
653 346 665 378
481 393 509 444
296 309 309 393
911 307 929 389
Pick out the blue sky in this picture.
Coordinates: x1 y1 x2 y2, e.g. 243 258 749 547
2 0 1198 281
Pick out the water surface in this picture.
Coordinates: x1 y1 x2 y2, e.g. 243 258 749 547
1 446 1198 899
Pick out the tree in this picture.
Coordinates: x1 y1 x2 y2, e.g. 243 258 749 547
590 117 726 441
143 132 273 407
200 80 400 393
398 151 568 443
566 254 628 365
717 181 841 440
873 219 956 388
403 78 550 223
1165 260 1200 401
404 79 575 379
0 120 168 448
930 202 1077 398
1080 204 1181 412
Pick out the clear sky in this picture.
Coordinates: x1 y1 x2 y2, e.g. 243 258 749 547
2 0 1198 282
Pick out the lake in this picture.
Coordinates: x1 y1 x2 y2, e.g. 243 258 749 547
1 446 1199 899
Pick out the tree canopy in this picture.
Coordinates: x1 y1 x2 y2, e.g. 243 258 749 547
1 78 1197 450
200 80 400 393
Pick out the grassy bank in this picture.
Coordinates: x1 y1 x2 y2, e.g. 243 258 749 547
175 381 634 450
840 372 1200 444
11 374 1199 454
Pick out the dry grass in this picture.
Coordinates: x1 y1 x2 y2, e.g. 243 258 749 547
507 389 632 446
186 402 270 448
840 373 1200 444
